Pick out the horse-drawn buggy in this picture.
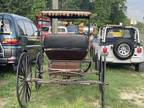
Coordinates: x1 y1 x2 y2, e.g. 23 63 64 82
16 10 107 108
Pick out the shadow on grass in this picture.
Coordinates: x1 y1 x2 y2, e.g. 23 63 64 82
32 84 100 108
106 63 135 72
0 65 15 79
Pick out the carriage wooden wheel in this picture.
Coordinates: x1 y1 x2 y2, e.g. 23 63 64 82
16 52 32 108
35 52 44 90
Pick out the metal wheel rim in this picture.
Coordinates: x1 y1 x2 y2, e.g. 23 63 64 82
117 43 130 56
16 52 32 107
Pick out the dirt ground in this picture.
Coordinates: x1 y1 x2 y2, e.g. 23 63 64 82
120 89 144 107
0 98 8 108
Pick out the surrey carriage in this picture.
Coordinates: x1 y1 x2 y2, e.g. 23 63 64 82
16 10 107 108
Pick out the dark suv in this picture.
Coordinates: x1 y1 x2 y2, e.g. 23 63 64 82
0 13 42 71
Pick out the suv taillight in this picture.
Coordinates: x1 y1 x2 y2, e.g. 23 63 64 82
102 47 108 55
2 38 20 45
137 47 142 53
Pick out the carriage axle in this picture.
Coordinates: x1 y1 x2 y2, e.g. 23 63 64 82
26 78 107 85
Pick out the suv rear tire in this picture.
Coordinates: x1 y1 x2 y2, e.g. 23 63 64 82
113 39 134 60
135 63 144 72
8 64 17 72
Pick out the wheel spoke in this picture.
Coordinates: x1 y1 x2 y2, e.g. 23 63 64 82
25 84 29 103
18 75 25 81
18 81 25 89
22 57 26 74
18 82 25 97
27 82 31 93
19 67 24 76
26 83 31 101
25 56 28 77
36 64 40 70
20 83 26 104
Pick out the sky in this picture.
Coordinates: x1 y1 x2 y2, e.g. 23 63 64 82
126 0 144 22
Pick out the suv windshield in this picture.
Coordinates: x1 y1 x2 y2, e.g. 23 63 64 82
106 27 136 39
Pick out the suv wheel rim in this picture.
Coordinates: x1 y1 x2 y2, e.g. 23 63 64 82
118 43 130 56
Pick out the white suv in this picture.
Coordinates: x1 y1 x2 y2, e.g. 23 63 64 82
92 25 144 72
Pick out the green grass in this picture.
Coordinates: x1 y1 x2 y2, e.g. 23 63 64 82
0 63 144 108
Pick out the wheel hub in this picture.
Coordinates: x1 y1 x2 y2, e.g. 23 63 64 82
118 43 130 56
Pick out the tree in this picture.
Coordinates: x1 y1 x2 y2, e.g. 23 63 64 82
110 0 127 24
91 0 111 27
0 0 33 16
0 0 48 19
0 0 127 26
30 0 48 19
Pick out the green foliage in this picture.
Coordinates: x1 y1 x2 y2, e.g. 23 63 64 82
135 22 144 33
110 0 127 24
0 0 48 19
59 0 127 27
0 0 127 27
94 0 112 27
0 0 33 16
30 0 48 19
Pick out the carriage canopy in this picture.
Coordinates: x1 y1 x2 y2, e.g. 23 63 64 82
37 10 92 19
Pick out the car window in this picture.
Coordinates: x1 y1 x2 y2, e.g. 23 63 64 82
17 19 26 35
0 17 12 34
58 28 66 32
67 27 73 32
31 23 37 33
23 20 34 36
67 26 78 33
106 28 135 39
